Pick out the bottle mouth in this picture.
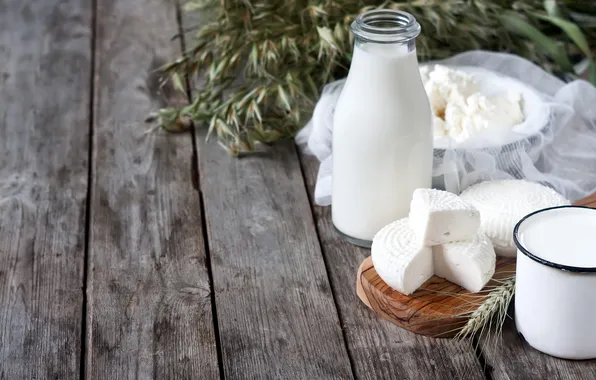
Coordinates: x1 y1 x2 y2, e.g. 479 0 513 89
351 9 421 44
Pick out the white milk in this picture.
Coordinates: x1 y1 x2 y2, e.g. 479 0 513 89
332 42 433 243
518 207 596 267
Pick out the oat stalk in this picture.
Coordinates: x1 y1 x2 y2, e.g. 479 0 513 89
158 1 596 155
456 276 516 342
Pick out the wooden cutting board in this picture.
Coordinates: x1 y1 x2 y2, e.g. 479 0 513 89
356 194 596 338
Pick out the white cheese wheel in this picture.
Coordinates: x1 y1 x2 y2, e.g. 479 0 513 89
432 233 496 293
460 180 570 256
371 218 433 296
409 188 480 246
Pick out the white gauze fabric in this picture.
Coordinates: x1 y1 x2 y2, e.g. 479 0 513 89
295 51 596 206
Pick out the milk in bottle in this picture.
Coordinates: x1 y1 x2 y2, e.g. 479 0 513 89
332 10 433 247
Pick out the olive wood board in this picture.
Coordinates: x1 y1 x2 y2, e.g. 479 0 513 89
356 195 596 338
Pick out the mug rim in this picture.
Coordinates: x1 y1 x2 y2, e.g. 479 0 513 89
513 205 596 273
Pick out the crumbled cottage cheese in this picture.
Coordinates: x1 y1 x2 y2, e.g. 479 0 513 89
419 65 525 142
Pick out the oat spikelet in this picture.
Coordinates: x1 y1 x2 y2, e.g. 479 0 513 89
456 277 515 341
159 1 596 154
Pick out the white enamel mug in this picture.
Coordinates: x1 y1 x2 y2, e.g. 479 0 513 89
514 206 596 360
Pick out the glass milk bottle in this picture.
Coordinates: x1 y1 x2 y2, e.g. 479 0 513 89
332 10 433 247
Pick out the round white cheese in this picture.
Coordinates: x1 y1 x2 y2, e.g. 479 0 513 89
460 180 570 256
371 218 433 296
373 216 496 294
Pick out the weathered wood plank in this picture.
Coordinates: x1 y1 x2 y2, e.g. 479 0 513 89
196 137 354 379
0 0 91 378
299 155 485 380
86 0 220 378
482 318 596 380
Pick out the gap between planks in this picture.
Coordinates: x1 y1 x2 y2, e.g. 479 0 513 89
180 5 354 379
174 1 226 379
84 0 220 378
81 0 99 378
294 147 360 378
0 1 92 378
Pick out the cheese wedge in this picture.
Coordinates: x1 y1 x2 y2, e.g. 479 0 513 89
432 234 496 293
371 218 433 295
460 180 570 256
409 188 480 246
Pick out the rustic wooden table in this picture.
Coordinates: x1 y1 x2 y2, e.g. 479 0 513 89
2 0 596 379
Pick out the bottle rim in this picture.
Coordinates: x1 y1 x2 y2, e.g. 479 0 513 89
351 9 421 44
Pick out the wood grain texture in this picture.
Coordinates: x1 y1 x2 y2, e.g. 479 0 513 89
574 193 596 208
356 257 515 337
0 0 91 378
299 155 485 380
482 317 596 380
86 0 220 378
196 137 353 380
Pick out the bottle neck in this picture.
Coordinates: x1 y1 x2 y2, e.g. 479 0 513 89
353 38 416 57
347 39 420 87
347 10 422 86
351 10 421 45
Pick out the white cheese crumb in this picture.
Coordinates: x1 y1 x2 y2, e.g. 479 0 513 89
420 65 525 142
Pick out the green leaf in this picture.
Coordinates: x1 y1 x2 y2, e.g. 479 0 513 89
256 86 268 104
308 5 327 17
208 63 216 80
171 72 186 93
500 11 574 72
543 0 561 18
533 13 593 59
249 100 262 122
589 64 596 86
333 23 345 47
214 57 229 78
249 44 259 72
569 12 596 28
215 118 235 138
277 85 292 111
262 130 281 143
217 141 236 156
229 51 242 67
236 87 259 109
574 57 591 76
305 74 318 98
317 26 338 50
206 116 217 141
158 108 178 128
